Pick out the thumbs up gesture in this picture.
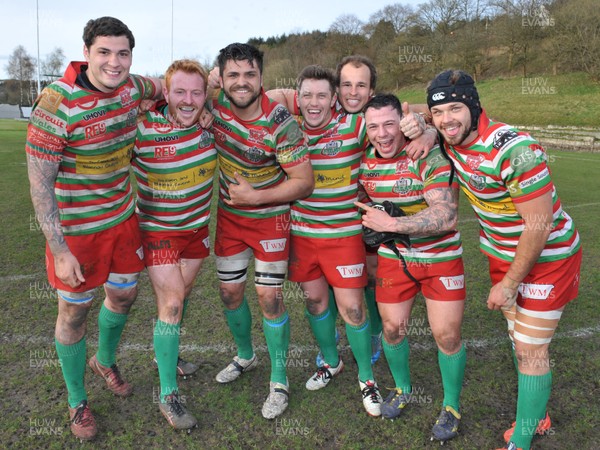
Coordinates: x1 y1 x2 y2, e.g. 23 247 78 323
399 102 426 140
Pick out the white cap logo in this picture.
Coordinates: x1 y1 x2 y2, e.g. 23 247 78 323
432 92 445 101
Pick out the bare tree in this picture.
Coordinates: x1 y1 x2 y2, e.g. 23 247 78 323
367 3 416 35
329 14 364 35
41 47 65 84
5 45 35 105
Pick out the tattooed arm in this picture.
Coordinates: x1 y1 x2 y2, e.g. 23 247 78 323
27 155 85 287
356 186 458 237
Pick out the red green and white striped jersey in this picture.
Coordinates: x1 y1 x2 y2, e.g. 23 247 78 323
133 102 217 231
209 90 308 218
291 111 367 238
359 144 463 263
25 61 158 235
444 110 580 262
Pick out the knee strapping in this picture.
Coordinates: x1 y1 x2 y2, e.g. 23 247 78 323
216 249 252 284
105 273 140 290
57 288 95 304
254 259 287 287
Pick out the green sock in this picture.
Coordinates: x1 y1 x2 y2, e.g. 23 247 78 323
365 285 382 336
511 370 552 449
224 297 253 360
96 304 128 367
153 319 180 402
346 320 374 382
55 337 87 408
180 298 189 327
263 312 290 385
306 308 339 366
382 337 411 393
438 344 466 412
328 286 339 322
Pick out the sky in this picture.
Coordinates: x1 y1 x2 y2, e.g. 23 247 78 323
0 0 425 80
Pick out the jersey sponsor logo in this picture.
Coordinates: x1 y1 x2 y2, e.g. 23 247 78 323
362 172 380 178
248 128 268 143
198 130 212 148
493 130 519 150
518 168 549 189
460 185 517 214
155 135 180 143
510 147 537 171
363 180 377 193
219 156 280 183
38 90 63 114
136 246 144 260
214 129 227 145
120 87 135 107
336 263 365 278
82 110 107 121
154 146 177 158
84 122 107 140
27 128 64 153
151 122 174 134
148 163 216 191
468 173 486 191
32 109 66 129
321 140 342 156
396 158 410 174
466 154 485 171
322 124 340 139
273 106 291 124
519 283 554 300
202 236 210 248
392 177 413 195
314 167 350 189
246 147 265 163
431 92 445 101
439 275 465 290
259 238 287 253
75 142 132 174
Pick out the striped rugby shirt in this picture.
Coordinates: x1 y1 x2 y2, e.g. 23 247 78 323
209 90 308 218
291 111 367 238
444 110 580 262
25 61 158 235
133 101 217 231
359 144 463 263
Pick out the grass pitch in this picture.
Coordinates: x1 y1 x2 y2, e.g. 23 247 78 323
1 118 599 449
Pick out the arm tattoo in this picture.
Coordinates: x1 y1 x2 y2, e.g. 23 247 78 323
393 187 458 237
27 155 68 255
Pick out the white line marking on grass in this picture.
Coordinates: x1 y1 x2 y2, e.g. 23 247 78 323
4 324 599 353
552 155 600 163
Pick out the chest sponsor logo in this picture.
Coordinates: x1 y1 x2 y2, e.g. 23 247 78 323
84 122 107 140
519 283 554 300
148 164 216 191
493 130 518 150
396 158 410 174
248 128 268 144
468 173 486 191
120 87 135 107
439 275 465 290
392 177 413 195
259 238 287 253
155 134 180 143
363 180 377 193
336 264 365 278
154 146 177 158
321 140 342 156
81 109 106 122
466 154 485 171
75 143 132 175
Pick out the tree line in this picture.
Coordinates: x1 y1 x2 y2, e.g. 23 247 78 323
2 0 599 105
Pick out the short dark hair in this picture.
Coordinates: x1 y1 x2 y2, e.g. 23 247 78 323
335 55 377 90
364 93 403 118
83 17 135 50
217 43 264 75
297 65 336 94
